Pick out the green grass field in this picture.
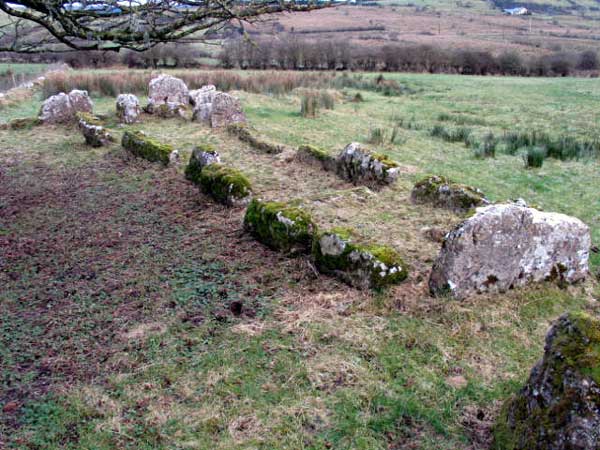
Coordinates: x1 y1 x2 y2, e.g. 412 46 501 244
1 71 600 449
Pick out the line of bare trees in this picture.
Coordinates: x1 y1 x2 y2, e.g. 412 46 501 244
219 38 599 77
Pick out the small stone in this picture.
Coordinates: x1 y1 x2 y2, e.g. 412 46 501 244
116 93 141 124
411 175 487 213
336 142 399 187
77 113 113 147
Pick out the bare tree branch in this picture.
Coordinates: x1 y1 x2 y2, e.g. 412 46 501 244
0 0 330 52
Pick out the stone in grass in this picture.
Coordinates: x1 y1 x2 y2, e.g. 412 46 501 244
3 117 42 130
197 164 252 207
189 85 217 107
77 112 113 147
210 92 246 128
227 123 286 155
39 89 93 124
297 144 337 172
184 144 221 184
493 312 600 450
116 94 141 124
336 142 400 186
244 199 317 255
121 130 174 166
146 74 189 112
312 228 408 290
429 203 590 300
411 175 487 213
152 102 188 119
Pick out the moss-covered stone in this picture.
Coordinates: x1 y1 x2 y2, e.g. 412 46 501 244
227 123 285 154
411 175 487 213
297 144 337 171
185 144 219 184
198 163 252 206
312 228 408 290
244 199 317 255
121 130 173 166
6 117 42 130
336 142 400 186
493 312 600 450
77 112 113 147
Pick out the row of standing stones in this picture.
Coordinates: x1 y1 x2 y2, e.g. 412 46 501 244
32 76 598 449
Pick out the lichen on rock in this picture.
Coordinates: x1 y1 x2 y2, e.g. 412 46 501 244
184 144 221 184
243 199 316 255
493 312 600 450
411 175 487 213
336 142 400 186
146 74 189 113
39 89 93 124
312 227 408 290
121 130 174 166
197 163 252 207
116 94 141 124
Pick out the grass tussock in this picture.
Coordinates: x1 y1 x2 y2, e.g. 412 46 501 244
430 124 472 144
523 146 546 168
300 90 337 118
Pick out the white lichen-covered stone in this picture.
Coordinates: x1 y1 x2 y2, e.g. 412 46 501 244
39 90 93 124
429 203 591 299
192 103 213 123
210 92 246 128
146 75 188 113
189 85 217 106
169 149 180 166
116 93 141 124
336 142 399 186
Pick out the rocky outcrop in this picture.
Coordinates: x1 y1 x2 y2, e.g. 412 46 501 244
77 112 113 147
146 75 188 113
116 94 141 124
39 90 93 124
121 130 174 166
244 200 316 255
411 175 487 212
210 92 246 128
429 204 590 299
313 228 408 290
493 312 600 450
185 144 221 184
336 143 400 186
194 164 252 207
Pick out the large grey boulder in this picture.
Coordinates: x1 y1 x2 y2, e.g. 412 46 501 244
336 143 400 186
146 75 188 113
39 90 93 124
493 312 600 450
429 203 590 299
189 85 217 107
116 94 141 124
210 92 246 128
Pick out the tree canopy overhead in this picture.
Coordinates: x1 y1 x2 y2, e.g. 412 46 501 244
0 0 327 53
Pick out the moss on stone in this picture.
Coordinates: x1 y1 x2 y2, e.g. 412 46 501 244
122 130 173 166
371 151 399 168
298 144 330 162
312 228 408 290
185 144 216 184
8 117 42 130
227 123 284 154
76 111 103 126
492 311 600 450
411 175 486 212
199 163 252 206
244 199 316 254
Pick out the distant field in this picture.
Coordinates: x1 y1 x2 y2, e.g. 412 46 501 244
249 1 600 56
1 69 600 449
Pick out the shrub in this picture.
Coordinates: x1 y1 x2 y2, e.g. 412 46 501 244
578 50 599 71
300 93 319 118
368 127 386 145
523 146 546 168
473 132 497 158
